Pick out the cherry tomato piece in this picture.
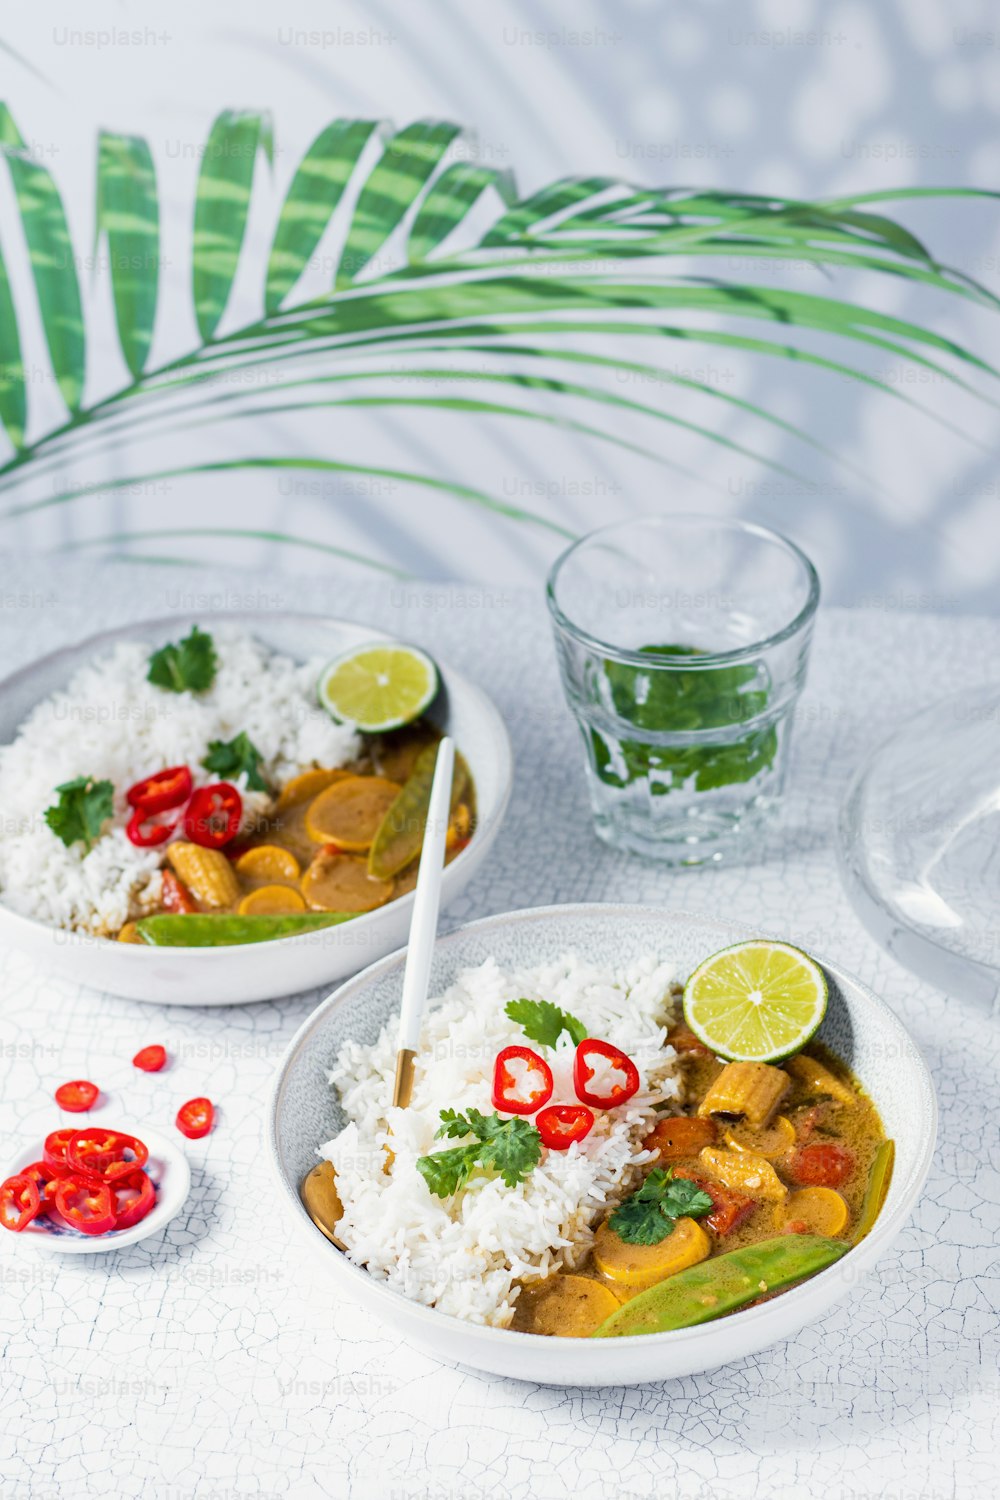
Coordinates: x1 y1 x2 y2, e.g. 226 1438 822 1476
0 1174 42 1232
54 1177 117 1235
67 1129 149 1184
112 1170 156 1230
133 1044 167 1073
161 870 195 914
44 1128 76 1168
789 1142 855 1188
176 1097 215 1139
54 1080 99 1113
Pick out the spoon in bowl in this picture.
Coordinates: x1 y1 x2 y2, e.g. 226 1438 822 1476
301 736 457 1247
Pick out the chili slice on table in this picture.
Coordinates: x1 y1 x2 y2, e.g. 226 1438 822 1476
535 1104 594 1150
111 1170 156 1230
54 1177 117 1235
176 1097 215 1139
183 783 242 849
133 1044 167 1073
573 1039 640 1109
0 1174 42 1232
54 1080 99 1113
491 1046 553 1116
67 1129 148 1184
44 1128 76 1168
126 765 192 814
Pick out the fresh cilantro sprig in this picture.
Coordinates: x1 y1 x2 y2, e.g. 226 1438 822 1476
416 1108 541 1198
504 997 587 1049
609 1168 714 1246
202 731 269 792
44 776 115 851
147 626 218 694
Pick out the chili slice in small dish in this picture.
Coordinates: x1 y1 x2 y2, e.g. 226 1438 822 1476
0 1174 42 1232
176 1097 215 1140
43 1128 76 1168
54 1177 117 1235
111 1171 156 1230
54 1080 99 1113
67 1129 148 1184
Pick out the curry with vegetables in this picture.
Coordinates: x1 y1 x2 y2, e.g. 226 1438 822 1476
119 721 475 946
512 1025 891 1338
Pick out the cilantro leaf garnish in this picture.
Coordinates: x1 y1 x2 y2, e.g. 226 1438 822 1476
44 776 115 851
505 997 588 1049
416 1108 542 1197
202 731 269 792
609 1168 714 1245
147 626 218 694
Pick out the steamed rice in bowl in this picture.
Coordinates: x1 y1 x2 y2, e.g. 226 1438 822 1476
0 629 358 936
322 953 683 1327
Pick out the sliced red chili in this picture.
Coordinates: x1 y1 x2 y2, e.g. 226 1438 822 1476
133 1044 167 1073
176 1097 215 1139
183 784 242 849
161 870 195 914
54 1079 99 1113
491 1047 553 1116
112 1170 156 1230
126 806 182 848
21 1159 70 1211
44 1128 76 1168
573 1039 640 1109
67 1129 148 1184
126 765 192 814
535 1104 594 1150
1 1174 42 1232
54 1177 117 1235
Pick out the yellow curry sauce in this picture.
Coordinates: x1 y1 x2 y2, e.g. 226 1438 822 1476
118 721 475 938
512 1028 890 1337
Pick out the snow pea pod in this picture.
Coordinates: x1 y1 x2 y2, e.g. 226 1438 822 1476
591 1234 848 1337
368 743 469 879
853 1139 894 1244
135 912 354 947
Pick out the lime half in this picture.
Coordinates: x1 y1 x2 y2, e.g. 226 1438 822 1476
682 941 828 1063
318 643 438 732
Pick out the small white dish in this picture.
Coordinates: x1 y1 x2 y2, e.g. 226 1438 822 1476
0 612 513 1005
268 905 937 1386
4 1125 191 1253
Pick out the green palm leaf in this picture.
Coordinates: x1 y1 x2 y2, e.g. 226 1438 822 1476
0 106 995 574
0 103 84 412
265 118 380 314
97 132 159 376
192 109 272 340
0 238 25 447
334 120 461 286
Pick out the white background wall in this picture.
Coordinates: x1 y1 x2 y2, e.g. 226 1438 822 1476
2 0 999 609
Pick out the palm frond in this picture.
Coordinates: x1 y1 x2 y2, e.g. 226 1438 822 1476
0 103 996 572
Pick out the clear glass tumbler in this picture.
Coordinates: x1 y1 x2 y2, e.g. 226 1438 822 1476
546 515 820 865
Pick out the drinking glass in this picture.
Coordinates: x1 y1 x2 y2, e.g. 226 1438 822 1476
546 515 820 865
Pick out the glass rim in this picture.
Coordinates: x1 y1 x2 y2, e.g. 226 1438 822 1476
545 513 821 669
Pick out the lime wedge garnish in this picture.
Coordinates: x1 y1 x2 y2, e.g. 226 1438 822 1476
682 941 828 1063
318 643 438 732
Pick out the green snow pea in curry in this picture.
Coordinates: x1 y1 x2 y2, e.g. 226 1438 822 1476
512 1031 892 1338
120 722 475 946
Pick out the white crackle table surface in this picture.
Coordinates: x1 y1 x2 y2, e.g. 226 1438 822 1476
1 557 997 1500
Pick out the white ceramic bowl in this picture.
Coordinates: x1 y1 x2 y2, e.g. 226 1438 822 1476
0 613 512 1005
267 905 937 1386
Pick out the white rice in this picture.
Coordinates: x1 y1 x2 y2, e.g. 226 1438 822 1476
322 953 683 1327
0 629 359 935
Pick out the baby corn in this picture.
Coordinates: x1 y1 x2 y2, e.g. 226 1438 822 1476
699 1146 787 1202
697 1061 790 1128
784 1053 856 1107
166 841 240 908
